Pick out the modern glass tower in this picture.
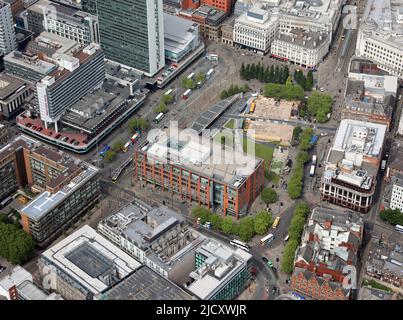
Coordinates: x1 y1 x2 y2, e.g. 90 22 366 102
97 0 165 77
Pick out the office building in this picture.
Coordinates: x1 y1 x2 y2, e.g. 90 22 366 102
389 173 403 212
270 29 330 68
320 119 387 213
233 4 279 54
4 50 58 83
279 0 343 41
163 13 200 62
0 134 100 246
0 1 17 55
36 42 105 129
0 123 8 145
26 0 48 35
134 131 265 218
42 1 100 45
100 266 192 300
356 0 403 78
98 200 205 283
203 0 232 15
97 0 165 77
0 266 63 300
38 225 142 300
0 72 31 119
3 0 24 17
291 207 364 300
186 239 253 300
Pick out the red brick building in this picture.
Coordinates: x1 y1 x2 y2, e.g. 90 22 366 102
291 269 350 300
134 139 265 219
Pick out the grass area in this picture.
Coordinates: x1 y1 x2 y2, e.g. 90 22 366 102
267 171 280 184
224 119 235 129
362 279 392 292
212 130 275 175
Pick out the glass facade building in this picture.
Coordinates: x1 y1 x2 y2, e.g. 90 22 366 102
96 0 165 76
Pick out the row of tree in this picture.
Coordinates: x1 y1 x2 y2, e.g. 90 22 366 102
307 92 333 123
220 83 250 100
294 69 314 91
287 128 314 199
281 202 311 274
263 83 305 101
192 206 274 242
0 217 35 265
240 63 290 84
380 209 403 226
182 72 206 90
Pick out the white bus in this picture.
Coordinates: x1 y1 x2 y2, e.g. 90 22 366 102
187 72 195 80
260 233 274 246
153 112 164 124
182 89 192 100
284 234 290 242
164 89 173 96
206 68 214 79
206 54 218 61
230 239 250 252
396 224 403 234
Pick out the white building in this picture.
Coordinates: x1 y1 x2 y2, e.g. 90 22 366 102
39 225 141 300
390 173 403 211
0 266 63 300
271 28 330 67
0 1 17 55
234 4 279 54
42 2 100 45
356 0 403 78
279 0 343 42
321 119 387 213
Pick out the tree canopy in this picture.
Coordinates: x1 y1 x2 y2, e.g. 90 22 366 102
261 187 278 204
307 92 333 123
263 83 304 101
380 209 403 226
0 222 35 265
128 117 149 132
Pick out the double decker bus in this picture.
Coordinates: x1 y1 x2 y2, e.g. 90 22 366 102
182 89 192 100
153 112 164 124
272 216 281 229
131 133 140 143
230 239 250 252
260 233 274 246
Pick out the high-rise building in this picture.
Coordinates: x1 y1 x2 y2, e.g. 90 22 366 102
97 0 165 77
0 1 17 55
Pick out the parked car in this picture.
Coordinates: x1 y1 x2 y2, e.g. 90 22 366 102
0 266 6 273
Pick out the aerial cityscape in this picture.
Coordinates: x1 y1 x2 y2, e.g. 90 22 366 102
0 0 402 303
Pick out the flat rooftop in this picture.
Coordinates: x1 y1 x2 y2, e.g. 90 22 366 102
101 266 192 300
187 239 252 300
0 73 27 99
4 51 57 75
142 132 262 187
331 119 387 158
41 225 141 296
21 163 98 221
360 0 403 48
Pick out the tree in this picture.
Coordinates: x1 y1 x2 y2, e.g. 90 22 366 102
182 77 196 89
240 62 246 79
220 90 229 99
112 139 125 152
306 70 314 91
237 216 255 242
296 151 309 166
221 217 235 234
261 187 278 204
380 209 403 225
254 211 274 235
128 117 149 132
0 222 35 265
307 92 333 123
293 126 303 142
162 94 174 104
195 72 206 84
242 83 250 93
104 150 117 162
281 239 299 274
287 178 302 199
210 214 223 230
155 102 168 114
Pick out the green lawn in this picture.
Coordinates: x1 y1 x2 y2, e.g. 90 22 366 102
224 119 235 129
213 131 274 175
362 279 392 292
